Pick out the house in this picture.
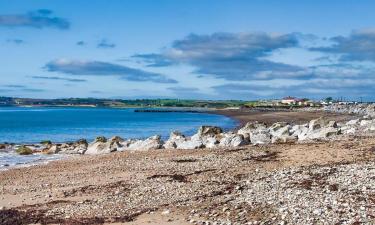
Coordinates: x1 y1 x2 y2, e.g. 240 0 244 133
281 96 299 105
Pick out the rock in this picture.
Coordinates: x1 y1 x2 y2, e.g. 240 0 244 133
204 136 219 148
176 139 204 150
40 140 52 145
238 121 268 143
290 124 309 140
107 136 124 151
95 136 107 142
177 126 223 149
43 145 60 154
238 121 267 135
127 135 164 150
219 132 247 147
161 209 171 215
346 119 360 126
343 127 356 134
271 132 297 144
308 117 328 131
197 126 223 137
308 126 341 140
164 131 187 149
15 146 33 155
74 139 89 154
269 122 293 143
268 122 288 133
250 128 271 145
327 120 338 128
85 136 116 155
360 119 373 127
59 139 88 154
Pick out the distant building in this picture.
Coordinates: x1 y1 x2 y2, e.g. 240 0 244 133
281 96 299 105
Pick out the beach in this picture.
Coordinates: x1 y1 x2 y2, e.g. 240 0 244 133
1 135 374 224
212 108 356 127
1 108 374 224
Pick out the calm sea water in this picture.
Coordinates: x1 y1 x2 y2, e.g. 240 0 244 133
0 107 236 143
0 107 236 169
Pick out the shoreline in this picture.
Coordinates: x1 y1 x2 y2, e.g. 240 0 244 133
209 108 356 127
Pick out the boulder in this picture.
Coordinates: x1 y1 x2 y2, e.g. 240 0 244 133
219 132 247 147
238 121 267 135
204 136 219 148
176 139 204 150
269 123 297 144
268 122 289 136
308 127 341 140
360 120 372 127
271 134 297 144
107 136 124 151
43 144 60 154
250 128 271 145
74 139 89 154
346 119 360 126
290 124 309 140
127 135 164 150
197 126 223 137
85 136 115 155
343 127 356 135
163 131 186 149
15 146 33 155
327 121 338 128
58 139 88 154
308 117 328 131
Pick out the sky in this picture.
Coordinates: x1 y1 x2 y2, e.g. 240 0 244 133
1 0 375 101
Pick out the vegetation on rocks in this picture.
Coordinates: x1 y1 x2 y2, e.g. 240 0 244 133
15 146 33 155
40 140 52 145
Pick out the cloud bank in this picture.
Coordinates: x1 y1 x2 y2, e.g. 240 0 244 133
134 32 302 80
132 31 375 100
45 59 177 84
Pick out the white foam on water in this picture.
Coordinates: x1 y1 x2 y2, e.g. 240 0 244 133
0 152 67 171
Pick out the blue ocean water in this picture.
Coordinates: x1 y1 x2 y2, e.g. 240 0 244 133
0 107 237 143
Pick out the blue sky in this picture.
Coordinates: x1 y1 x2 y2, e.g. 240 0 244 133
1 0 375 101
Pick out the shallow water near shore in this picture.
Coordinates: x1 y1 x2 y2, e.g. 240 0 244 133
0 107 237 143
0 152 66 170
0 107 236 169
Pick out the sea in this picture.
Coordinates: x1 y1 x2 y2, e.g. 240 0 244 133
0 107 237 170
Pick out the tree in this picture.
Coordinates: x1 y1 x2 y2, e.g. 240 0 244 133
325 97 333 102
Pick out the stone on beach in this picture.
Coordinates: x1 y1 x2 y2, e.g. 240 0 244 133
172 126 223 149
268 122 296 143
85 136 117 155
250 127 271 145
176 138 205 150
15 146 33 155
219 132 247 147
126 135 164 150
197 126 223 137
163 131 187 149
44 145 60 154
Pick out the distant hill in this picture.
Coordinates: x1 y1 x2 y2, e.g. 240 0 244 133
0 97 247 108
